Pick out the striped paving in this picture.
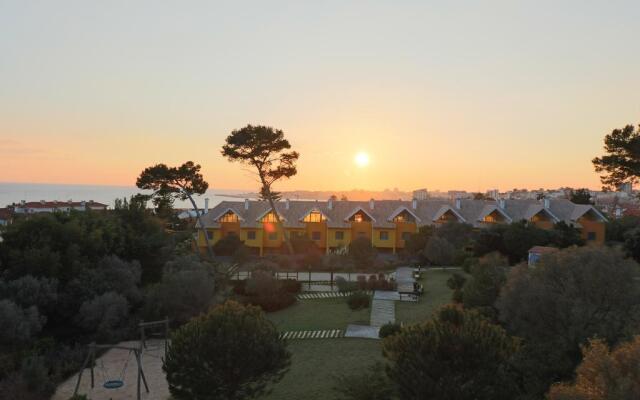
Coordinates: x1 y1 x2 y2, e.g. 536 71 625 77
297 291 371 300
280 329 345 340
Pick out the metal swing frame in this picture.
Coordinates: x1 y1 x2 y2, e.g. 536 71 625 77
139 318 170 355
73 342 150 400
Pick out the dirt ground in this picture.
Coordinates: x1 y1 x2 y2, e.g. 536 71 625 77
52 340 170 400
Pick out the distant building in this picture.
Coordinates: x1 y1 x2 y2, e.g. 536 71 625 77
0 208 13 226
412 189 429 201
11 200 108 214
618 182 633 195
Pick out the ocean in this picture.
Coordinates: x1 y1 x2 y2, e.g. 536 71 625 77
0 183 253 209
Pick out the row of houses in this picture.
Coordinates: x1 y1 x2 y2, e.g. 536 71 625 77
0 200 109 226
197 198 607 255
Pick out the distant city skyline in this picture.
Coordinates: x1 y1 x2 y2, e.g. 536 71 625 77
1 1 639 191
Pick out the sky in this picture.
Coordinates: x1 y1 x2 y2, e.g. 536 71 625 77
1 1 639 192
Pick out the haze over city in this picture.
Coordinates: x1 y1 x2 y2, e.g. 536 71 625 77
2 1 639 191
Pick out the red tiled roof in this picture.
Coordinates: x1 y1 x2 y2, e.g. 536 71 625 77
0 208 13 219
15 201 108 209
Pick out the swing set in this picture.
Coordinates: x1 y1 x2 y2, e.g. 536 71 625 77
73 343 149 400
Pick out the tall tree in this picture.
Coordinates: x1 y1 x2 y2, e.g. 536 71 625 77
383 305 520 400
222 125 299 253
568 188 593 205
136 161 214 258
592 124 640 191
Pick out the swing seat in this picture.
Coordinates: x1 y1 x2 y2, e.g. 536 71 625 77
103 379 124 389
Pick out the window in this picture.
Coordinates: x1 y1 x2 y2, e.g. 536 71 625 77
219 211 239 223
354 213 363 223
268 232 278 240
247 231 256 240
303 210 325 223
206 230 214 240
587 231 597 241
379 231 389 240
335 231 344 240
261 211 279 223
393 210 415 223
311 231 321 241
402 232 411 241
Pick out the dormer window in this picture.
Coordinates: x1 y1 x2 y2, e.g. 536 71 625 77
483 210 505 223
261 211 279 223
354 213 363 223
393 210 416 223
219 211 239 223
303 210 326 223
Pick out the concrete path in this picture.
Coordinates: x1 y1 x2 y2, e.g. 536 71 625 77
345 324 380 339
370 297 395 327
373 290 400 301
280 329 344 340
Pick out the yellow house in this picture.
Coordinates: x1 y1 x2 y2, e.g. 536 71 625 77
197 198 607 255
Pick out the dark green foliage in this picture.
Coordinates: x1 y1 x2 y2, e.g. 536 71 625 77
461 252 508 319
279 279 301 294
212 234 244 256
349 237 376 269
383 305 520 400
549 221 584 248
446 272 467 303
244 271 296 312
424 236 456 266
143 256 216 325
403 226 434 261
568 188 593 204
501 221 550 264
0 300 45 346
333 362 395 400
497 246 640 397
433 221 474 249
347 292 370 310
335 277 359 293
76 291 130 342
378 322 402 338
605 215 640 242
163 301 290 400
592 124 640 190
623 226 640 262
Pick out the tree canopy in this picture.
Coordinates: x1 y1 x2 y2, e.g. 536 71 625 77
592 124 640 190
568 188 593 205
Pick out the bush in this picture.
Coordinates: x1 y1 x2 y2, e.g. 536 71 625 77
76 292 129 341
280 279 301 294
212 234 244 256
244 271 297 312
347 292 370 310
335 277 358 293
333 362 395 400
163 301 290 400
379 322 402 338
349 237 376 269
20 356 53 396
424 236 456 266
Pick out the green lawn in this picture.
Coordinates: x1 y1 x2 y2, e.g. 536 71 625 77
262 339 383 400
267 297 371 331
395 268 464 325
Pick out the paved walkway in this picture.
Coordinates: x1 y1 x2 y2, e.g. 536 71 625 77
345 324 380 339
370 297 395 327
280 329 344 340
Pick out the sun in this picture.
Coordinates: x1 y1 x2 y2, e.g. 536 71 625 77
354 151 370 168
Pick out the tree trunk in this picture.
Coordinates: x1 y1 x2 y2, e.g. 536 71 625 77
186 194 215 259
260 181 294 255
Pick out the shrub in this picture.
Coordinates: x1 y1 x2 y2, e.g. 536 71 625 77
347 292 370 310
163 301 290 400
379 322 402 338
424 236 456 266
349 237 376 269
20 356 53 396
280 279 301 294
212 234 244 256
76 291 129 341
333 362 395 400
244 271 297 312
335 277 358 293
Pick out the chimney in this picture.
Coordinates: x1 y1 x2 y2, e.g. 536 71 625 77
204 198 210 214
328 198 333 210
412 198 417 210
498 198 505 209
543 198 550 209
369 198 375 210
285 199 290 210
455 198 461 209
244 198 250 210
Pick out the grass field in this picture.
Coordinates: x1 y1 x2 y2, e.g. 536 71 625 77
261 268 462 400
263 339 384 400
267 297 371 331
395 268 464 324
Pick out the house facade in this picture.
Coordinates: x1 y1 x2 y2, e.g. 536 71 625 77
11 200 108 214
198 198 607 256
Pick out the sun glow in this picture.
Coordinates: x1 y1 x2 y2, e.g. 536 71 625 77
354 152 370 168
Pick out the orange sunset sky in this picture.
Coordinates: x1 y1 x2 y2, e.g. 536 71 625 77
1 1 639 192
